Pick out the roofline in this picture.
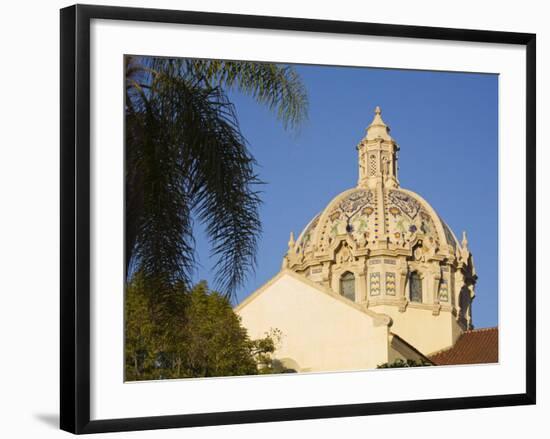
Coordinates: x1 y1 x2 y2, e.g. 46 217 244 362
426 326 499 357
463 326 499 333
234 269 392 327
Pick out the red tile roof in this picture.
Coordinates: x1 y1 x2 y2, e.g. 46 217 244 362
429 327 499 366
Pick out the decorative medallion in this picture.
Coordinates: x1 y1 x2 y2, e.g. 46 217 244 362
389 206 401 217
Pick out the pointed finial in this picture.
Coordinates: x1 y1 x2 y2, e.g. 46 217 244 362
461 231 469 249
288 231 295 249
365 106 392 141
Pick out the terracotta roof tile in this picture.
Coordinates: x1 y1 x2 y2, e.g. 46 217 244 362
429 327 498 366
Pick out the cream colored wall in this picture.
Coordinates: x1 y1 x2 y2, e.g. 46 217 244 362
236 271 392 372
370 304 463 355
387 334 430 364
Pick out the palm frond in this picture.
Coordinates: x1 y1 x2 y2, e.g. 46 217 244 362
184 59 309 130
125 56 308 298
126 60 262 297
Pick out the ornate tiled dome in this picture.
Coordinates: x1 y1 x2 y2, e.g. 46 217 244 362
293 186 460 260
283 107 476 331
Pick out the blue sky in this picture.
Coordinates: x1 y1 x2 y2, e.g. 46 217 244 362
193 63 498 329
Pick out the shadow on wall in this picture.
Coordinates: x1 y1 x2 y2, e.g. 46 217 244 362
272 357 300 373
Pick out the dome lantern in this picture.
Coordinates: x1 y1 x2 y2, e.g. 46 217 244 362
357 106 400 189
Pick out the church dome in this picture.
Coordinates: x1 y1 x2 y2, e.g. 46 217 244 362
283 107 476 332
293 185 460 261
290 106 461 263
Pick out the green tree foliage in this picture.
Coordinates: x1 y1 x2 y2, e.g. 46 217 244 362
377 358 433 368
125 273 280 381
125 56 308 297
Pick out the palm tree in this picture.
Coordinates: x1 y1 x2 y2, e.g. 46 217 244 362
125 56 308 298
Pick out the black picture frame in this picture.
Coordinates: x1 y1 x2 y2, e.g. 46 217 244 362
60 4 536 434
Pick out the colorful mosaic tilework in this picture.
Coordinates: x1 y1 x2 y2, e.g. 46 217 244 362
321 189 377 245
370 272 381 296
385 272 396 295
439 279 449 302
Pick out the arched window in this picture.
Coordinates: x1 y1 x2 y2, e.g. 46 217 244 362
340 271 356 301
409 272 423 303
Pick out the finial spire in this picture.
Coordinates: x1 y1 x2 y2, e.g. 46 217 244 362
365 106 392 141
462 231 469 249
288 231 295 250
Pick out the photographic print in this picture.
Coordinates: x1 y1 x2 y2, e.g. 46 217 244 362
124 56 498 381
61 5 535 432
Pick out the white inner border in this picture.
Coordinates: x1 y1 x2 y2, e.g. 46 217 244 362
90 19 526 420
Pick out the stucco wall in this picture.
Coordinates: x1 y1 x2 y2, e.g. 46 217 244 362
388 334 431 364
236 271 391 372
370 305 463 355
